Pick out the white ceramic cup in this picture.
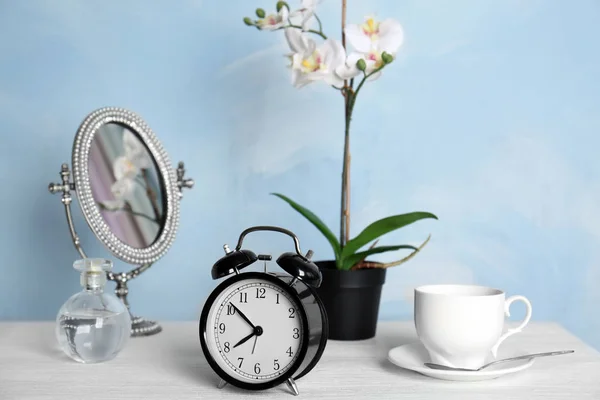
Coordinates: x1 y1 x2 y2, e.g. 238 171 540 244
414 284 532 369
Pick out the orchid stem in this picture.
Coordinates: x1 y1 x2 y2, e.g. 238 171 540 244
280 25 327 39
338 65 385 249
142 169 161 222
100 205 160 225
315 14 323 34
349 66 385 113
340 0 350 248
124 210 161 225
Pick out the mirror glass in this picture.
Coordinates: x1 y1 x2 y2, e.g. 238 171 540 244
88 123 165 249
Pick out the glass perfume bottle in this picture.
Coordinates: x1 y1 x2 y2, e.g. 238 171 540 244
56 258 131 363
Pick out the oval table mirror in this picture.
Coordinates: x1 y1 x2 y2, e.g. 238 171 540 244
48 107 194 337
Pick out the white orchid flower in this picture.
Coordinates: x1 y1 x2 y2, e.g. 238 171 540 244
98 177 132 211
335 50 391 81
113 155 139 181
111 177 134 200
346 16 404 55
99 156 137 211
290 0 319 31
335 52 379 81
123 130 152 170
337 17 404 80
285 28 346 88
100 131 152 211
257 6 289 30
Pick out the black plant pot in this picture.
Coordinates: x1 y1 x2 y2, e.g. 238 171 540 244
314 261 386 341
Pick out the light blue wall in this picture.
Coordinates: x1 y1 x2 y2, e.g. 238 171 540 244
1 0 599 349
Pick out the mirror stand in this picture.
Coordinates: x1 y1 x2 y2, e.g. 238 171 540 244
49 162 194 337
108 264 161 336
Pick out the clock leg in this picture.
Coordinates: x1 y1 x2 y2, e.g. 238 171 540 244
217 379 228 389
285 377 299 396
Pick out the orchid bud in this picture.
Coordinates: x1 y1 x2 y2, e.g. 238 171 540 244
276 1 289 11
243 17 254 26
256 8 266 18
381 52 394 64
356 59 367 71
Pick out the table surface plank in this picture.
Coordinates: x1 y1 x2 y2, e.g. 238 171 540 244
1 321 599 400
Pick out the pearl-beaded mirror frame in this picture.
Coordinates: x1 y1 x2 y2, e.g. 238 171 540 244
71 107 180 265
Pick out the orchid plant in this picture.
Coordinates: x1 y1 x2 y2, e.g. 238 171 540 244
97 130 163 227
244 1 437 271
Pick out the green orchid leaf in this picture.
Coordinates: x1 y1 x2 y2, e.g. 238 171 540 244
342 212 437 259
271 193 341 259
341 245 418 270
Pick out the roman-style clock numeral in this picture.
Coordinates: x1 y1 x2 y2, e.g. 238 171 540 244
273 359 280 370
226 304 235 315
237 357 244 368
255 287 266 299
276 293 280 304
293 328 299 339
219 323 226 334
286 346 293 357
239 292 247 303
288 307 295 318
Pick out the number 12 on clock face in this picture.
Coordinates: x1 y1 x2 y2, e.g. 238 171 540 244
200 273 310 390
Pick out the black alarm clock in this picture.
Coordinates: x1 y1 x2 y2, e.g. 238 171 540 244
199 226 329 396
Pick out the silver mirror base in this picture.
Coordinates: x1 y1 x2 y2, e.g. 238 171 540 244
131 316 162 337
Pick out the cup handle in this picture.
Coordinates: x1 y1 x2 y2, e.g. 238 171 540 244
490 295 532 358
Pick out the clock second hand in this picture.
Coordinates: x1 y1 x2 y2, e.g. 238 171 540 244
252 335 258 354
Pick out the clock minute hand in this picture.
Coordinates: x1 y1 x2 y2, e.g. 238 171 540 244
233 331 255 349
229 302 256 329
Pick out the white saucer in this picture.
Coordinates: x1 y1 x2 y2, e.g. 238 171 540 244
387 342 535 381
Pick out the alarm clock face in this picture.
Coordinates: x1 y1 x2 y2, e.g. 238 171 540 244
200 272 309 389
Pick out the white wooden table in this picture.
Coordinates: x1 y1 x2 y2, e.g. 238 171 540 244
1 322 599 399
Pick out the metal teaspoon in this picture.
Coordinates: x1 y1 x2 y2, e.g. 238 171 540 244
424 350 575 372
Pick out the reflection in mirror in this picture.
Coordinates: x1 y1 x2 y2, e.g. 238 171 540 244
88 123 165 249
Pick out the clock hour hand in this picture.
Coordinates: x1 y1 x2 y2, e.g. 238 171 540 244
229 302 256 329
233 331 255 349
